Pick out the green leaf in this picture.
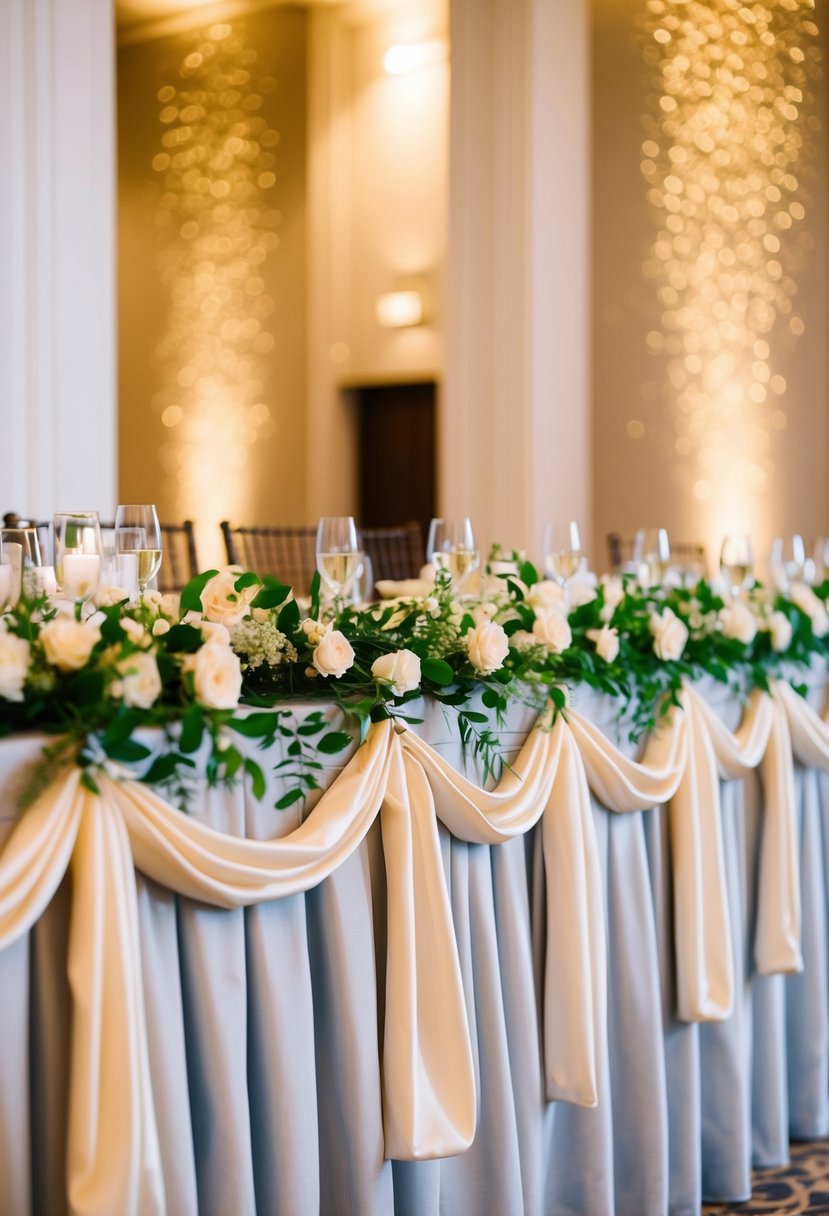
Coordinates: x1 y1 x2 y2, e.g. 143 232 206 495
252 582 292 610
481 687 501 709
310 570 321 619
104 738 152 764
550 686 567 710
179 570 219 615
234 571 261 592
244 757 266 800
80 769 100 795
229 713 279 739
141 753 195 785
179 706 205 754
460 710 489 724
103 709 144 747
277 598 301 633
297 719 326 737
422 657 454 686
318 730 352 754
223 746 243 778
276 787 305 810
519 560 538 586
164 623 204 654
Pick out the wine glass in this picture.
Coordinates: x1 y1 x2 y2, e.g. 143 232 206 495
1 525 52 604
719 535 753 599
425 518 479 591
813 537 829 586
114 504 162 595
632 527 670 587
53 512 104 608
543 520 583 586
316 516 360 611
769 534 806 592
351 551 375 606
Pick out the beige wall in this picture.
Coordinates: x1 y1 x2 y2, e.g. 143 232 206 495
118 7 308 567
592 0 828 575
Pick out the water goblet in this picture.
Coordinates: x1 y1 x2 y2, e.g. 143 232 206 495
425 518 479 591
316 516 360 612
632 527 670 588
115 504 162 595
719 535 753 599
54 512 103 611
543 520 583 586
769 534 806 592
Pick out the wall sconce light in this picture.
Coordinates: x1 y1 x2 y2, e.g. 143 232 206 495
383 39 446 76
376 290 425 329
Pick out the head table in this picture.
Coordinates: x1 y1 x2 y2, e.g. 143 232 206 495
0 671 827 1216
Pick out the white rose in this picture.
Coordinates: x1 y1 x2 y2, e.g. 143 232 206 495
186 639 243 709
649 607 689 662
769 610 793 653
199 569 260 626
141 589 165 615
790 583 829 638
600 575 625 622
40 618 101 672
0 630 30 701
117 650 162 709
587 625 620 663
466 621 510 674
718 600 757 645
507 629 536 651
93 584 130 608
152 618 171 637
568 577 598 610
472 602 498 626
532 610 573 654
527 580 565 614
122 617 152 649
199 620 232 646
371 648 421 696
312 630 355 678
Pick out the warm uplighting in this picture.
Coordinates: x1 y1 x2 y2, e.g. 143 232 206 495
375 290 425 328
640 0 820 559
151 19 278 564
383 39 446 76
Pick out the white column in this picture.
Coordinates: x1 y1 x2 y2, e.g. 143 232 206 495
444 0 591 566
0 0 116 524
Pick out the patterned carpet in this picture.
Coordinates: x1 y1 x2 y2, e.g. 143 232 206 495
703 1140 829 1214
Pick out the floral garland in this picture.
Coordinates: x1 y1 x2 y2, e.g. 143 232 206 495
0 552 827 810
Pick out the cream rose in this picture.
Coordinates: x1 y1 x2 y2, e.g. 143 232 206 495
312 630 355 679
600 575 625 622
466 621 510 674
199 569 260 627
152 618 171 637
532 610 573 654
649 607 688 661
0 630 30 701
186 639 243 709
769 610 793 653
199 620 232 646
122 617 152 649
789 583 829 638
587 624 620 663
40 618 101 672
371 648 421 696
526 580 565 614
472 602 498 626
718 600 757 645
117 651 162 709
93 584 130 608
568 578 598 610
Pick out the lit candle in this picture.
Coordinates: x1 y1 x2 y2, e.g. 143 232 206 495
62 553 101 601
31 566 58 598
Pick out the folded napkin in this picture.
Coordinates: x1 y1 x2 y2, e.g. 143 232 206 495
376 578 434 601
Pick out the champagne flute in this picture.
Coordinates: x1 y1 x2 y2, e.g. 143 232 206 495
719 535 753 599
632 526 670 587
813 537 829 586
769 534 806 592
54 512 103 609
426 518 479 591
316 516 359 611
351 551 375 606
543 520 583 586
115 504 162 595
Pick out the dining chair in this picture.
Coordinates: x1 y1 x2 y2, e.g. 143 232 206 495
360 521 424 583
221 522 318 593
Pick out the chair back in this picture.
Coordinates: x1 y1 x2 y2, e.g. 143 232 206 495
221 522 317 594
361 522 424 583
